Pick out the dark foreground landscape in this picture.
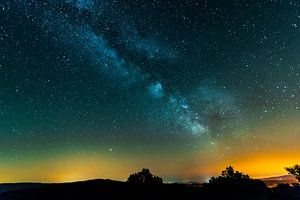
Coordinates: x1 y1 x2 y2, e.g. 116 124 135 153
1 167 300 200
0 178 300 200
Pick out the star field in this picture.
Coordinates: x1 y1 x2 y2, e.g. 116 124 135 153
1 0 300 182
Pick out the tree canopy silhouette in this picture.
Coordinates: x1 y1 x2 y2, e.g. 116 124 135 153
206 166 267 199
127 168 163 184
209 166 250 184
285 164 300 182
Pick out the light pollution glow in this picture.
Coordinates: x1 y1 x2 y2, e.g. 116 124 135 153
1 120 299 183
3 0 300 184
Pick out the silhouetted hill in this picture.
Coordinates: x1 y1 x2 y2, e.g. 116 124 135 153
260 175 298 187
0 179 202 200
0 178 299 200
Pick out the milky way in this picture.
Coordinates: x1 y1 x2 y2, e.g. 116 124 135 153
1 0 300 182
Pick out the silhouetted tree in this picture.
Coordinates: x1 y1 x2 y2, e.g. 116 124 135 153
206 166 268 200
209 166 250 184
285 164 300 182
127 168 163 184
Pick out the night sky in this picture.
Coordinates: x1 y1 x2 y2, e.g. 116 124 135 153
1 0 300 183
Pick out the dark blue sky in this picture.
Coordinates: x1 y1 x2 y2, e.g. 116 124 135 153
1 0 300 182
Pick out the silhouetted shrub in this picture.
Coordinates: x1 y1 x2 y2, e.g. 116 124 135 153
127 168 163 184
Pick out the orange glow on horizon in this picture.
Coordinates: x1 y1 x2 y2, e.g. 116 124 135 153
1 151 300 183
224 152 300 178
1 120 300 183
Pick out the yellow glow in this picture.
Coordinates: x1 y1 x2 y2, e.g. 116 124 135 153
1 118 300 183
0 154 133 183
